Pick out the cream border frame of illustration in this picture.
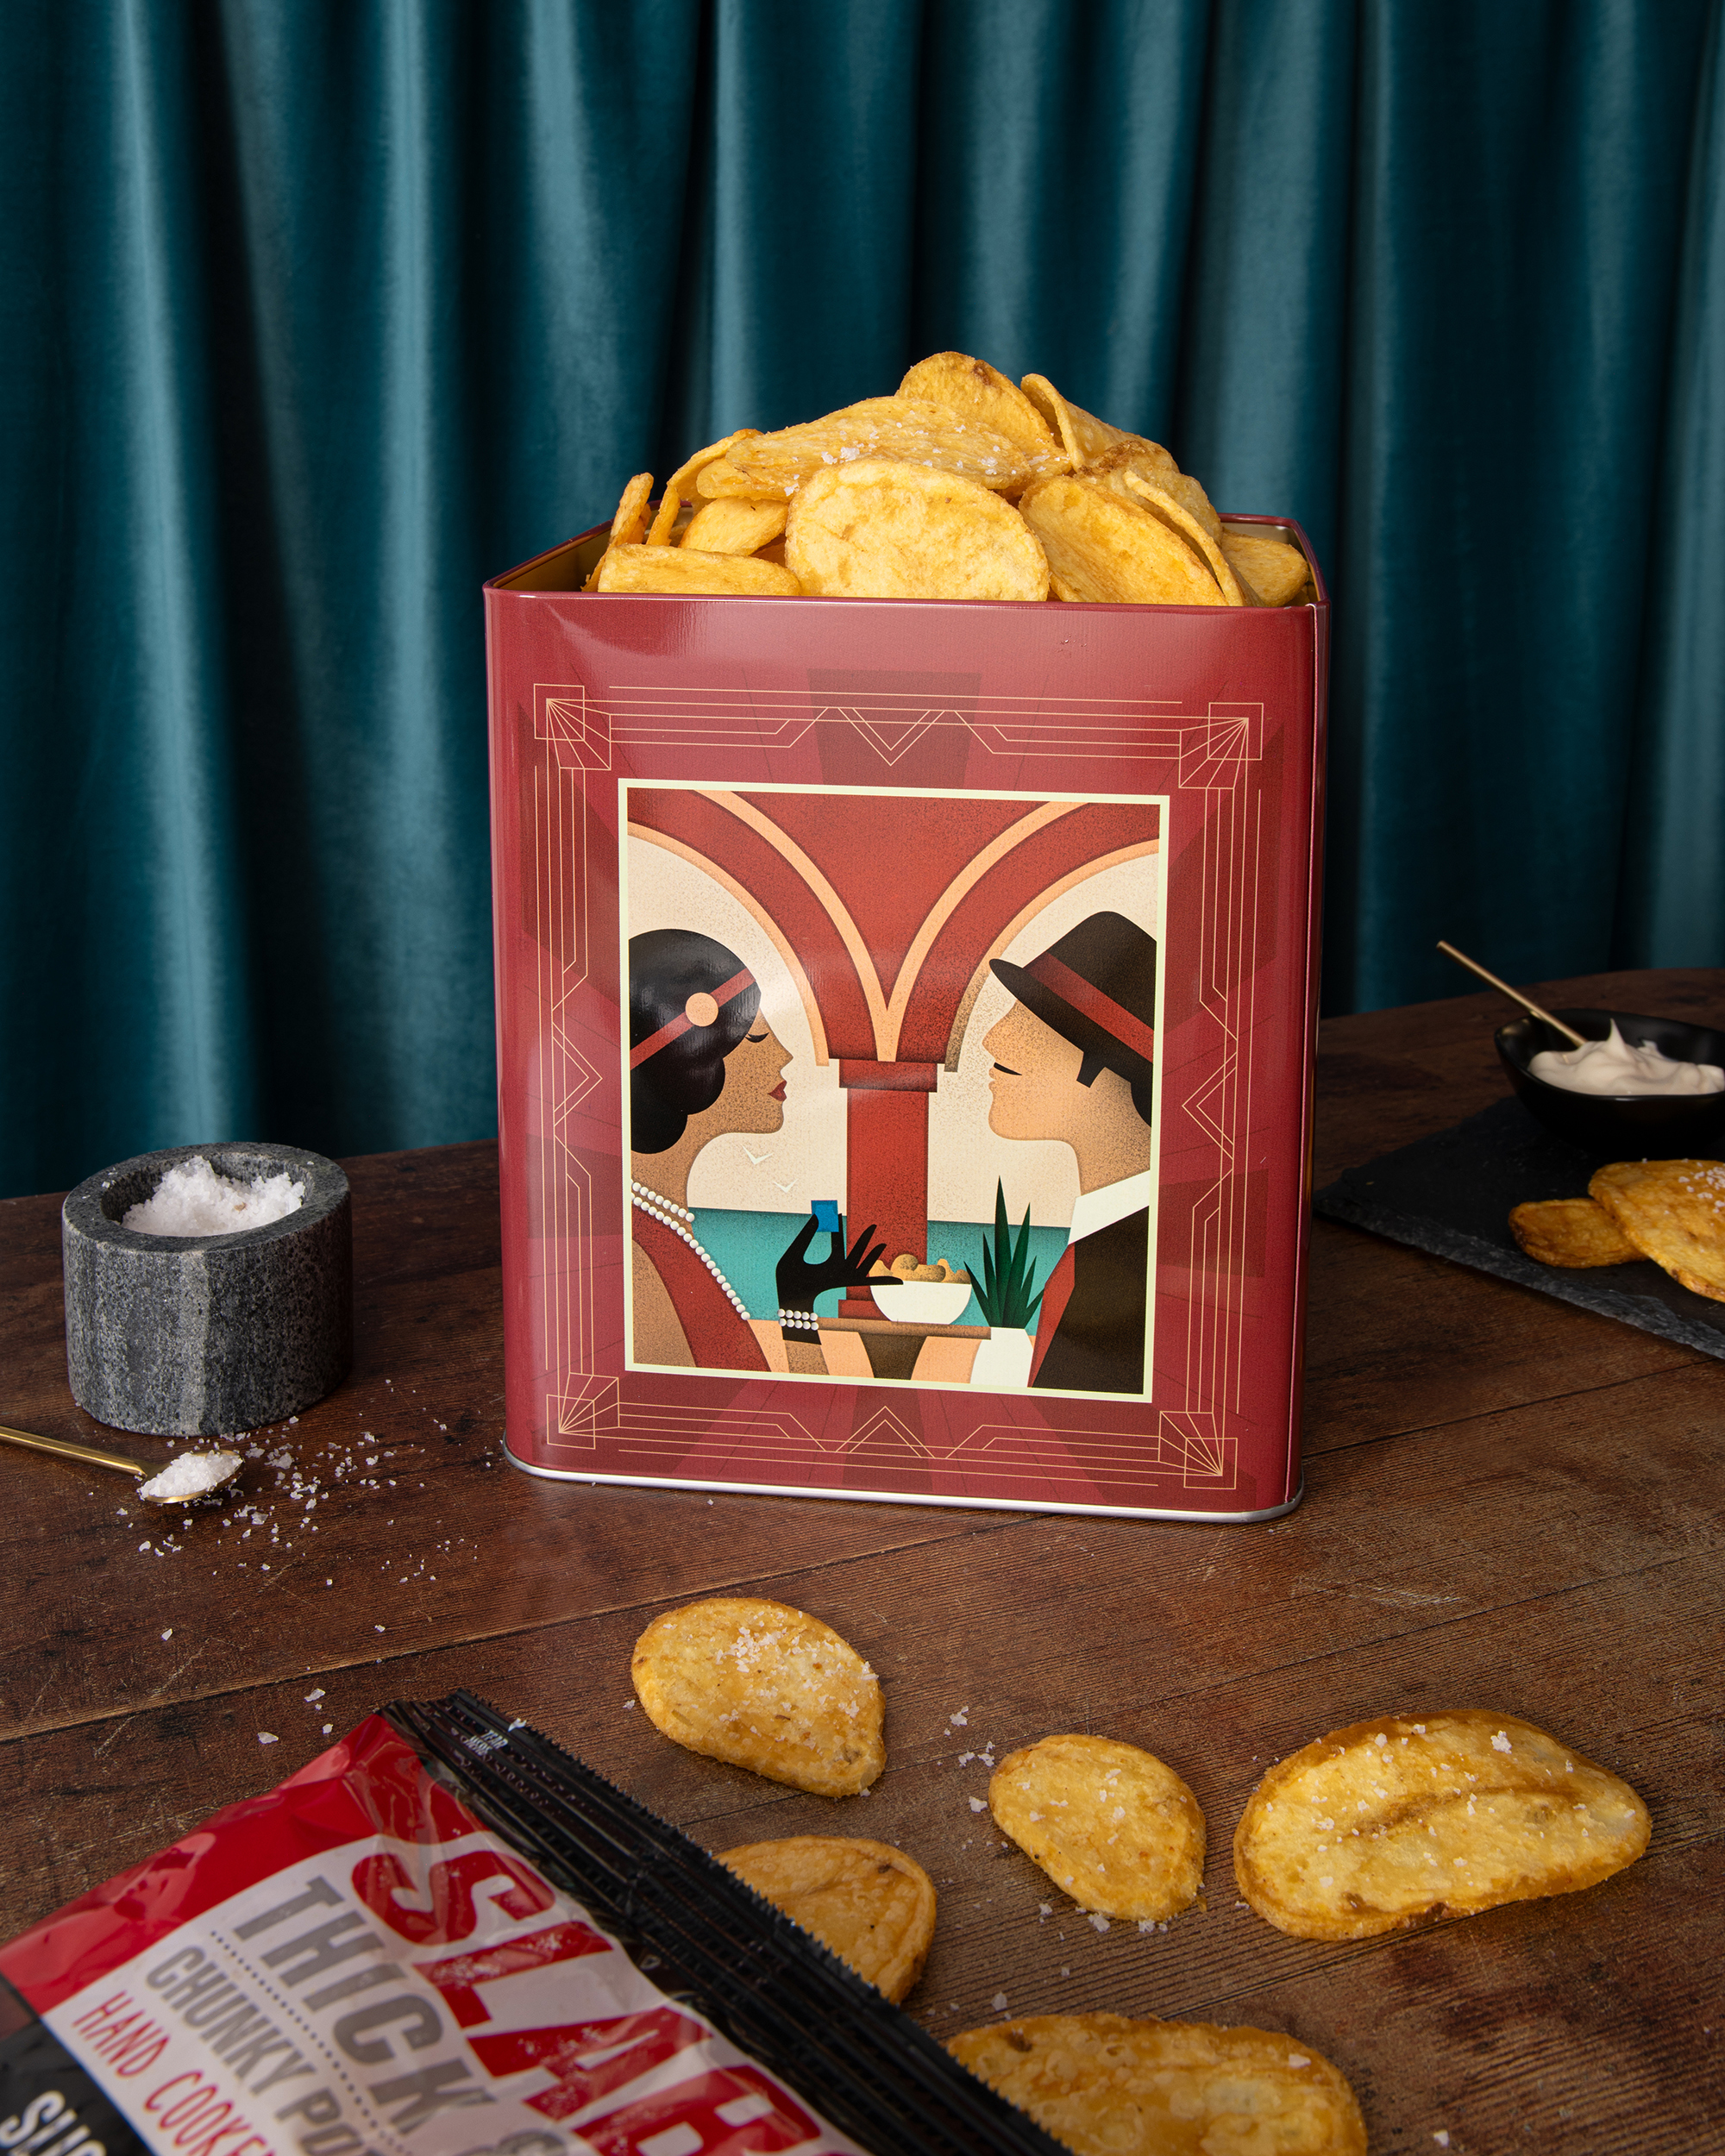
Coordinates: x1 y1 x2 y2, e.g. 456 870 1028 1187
617 777 1170 1399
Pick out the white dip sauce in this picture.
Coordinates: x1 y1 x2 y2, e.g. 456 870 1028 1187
1530 1019 1725 1097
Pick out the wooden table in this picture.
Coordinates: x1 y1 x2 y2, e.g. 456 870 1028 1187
3 968 1721 2153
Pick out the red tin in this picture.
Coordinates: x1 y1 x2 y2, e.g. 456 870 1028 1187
484 520 1327 1520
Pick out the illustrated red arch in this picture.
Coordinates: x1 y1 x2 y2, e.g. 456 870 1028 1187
628 787 1159 1298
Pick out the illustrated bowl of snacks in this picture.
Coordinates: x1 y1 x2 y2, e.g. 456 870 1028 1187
869 1254 974 1325
1496 1006 1725 1153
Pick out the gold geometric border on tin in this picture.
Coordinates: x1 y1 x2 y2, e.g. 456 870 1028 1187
523 680 1267 1495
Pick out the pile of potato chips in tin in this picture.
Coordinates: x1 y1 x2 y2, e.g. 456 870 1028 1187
587 351 1312 608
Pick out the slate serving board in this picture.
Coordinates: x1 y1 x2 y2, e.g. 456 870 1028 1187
1314 1094 1725 1358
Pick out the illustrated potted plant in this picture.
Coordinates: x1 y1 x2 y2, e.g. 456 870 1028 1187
968 1181 1044 1390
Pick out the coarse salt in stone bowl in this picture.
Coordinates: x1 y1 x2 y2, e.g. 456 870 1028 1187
62 1143 352 1437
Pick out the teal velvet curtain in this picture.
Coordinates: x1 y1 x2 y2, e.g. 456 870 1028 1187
3 1 1722 1198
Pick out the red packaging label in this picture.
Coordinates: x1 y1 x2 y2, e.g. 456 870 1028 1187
0 1720 859 2156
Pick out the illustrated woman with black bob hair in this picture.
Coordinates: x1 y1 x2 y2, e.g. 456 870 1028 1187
628 929 888 1373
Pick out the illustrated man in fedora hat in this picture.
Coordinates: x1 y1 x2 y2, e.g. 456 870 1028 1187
984 911 1156 1395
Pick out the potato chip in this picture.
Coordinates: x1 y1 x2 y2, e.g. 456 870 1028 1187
1083 444 1221 540
691 457 765 500
680 498 787 555
718 398 1058 500
645 429 759 545
631 1595 884 1796
610 471 652 544
785 460 1050 601
898 352 1064 461
1019 375 1141 467
718 1836 935 2002
595 545 800 597
1509 1197 1640 1269
1121 473 1245 605
1233 1708 1649 1941
1080 436 1181 492
1589 1158 1725 1300
1160 468 1223 541
949 2015 1366 2156
583 471 656 588
988 1733 1204 1921
1018 476 1226 606
1222 528 1312 607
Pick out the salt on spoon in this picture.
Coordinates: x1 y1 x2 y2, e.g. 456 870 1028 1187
0 1421 242 1502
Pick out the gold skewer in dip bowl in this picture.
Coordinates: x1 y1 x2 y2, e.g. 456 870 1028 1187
1438 940 1725 1153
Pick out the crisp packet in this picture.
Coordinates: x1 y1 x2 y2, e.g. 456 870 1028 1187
0 1693 1059 2156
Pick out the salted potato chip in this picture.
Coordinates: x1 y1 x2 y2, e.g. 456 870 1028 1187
1222 528 1311 607
898 352 1063 461
645 429 759 544
949 2015 1365 2156
1589 1158 1725 1300
785 459 1050 601
680 498 787 555
596 545 800 597
989 1733 1205 1921
721 397 1059 500
1082 436 1182 493
1509 1197 1640 1268
718 1836 935 2002
1121 473 1245 605
692 457 760 499
1234 1708 1650 1940
1019 475 1226 606
1020 375 1141 467
631 1595 884 1796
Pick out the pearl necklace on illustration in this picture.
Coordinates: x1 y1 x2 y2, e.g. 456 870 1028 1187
630 1181 750 1320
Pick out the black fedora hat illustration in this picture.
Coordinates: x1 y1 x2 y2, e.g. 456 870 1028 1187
990 911 1157 1087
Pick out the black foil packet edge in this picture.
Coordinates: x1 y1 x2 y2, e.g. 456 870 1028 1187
382 1691 1065 2156
0 1972 151 2156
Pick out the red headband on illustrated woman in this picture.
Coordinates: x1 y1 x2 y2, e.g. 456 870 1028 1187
628 968 757 1069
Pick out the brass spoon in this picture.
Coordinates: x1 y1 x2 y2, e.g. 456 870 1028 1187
0 1422 242 1501
1436 940 1589 1048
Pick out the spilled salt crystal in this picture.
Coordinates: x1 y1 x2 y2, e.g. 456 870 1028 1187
258 1732 279 1745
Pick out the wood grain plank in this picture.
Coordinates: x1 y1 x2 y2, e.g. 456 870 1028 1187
3 1552 1716 2152
1302 1222 1705 1451
5 973 1723 2155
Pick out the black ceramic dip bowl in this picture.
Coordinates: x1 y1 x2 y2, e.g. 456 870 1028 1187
1495 1006 1725 1155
